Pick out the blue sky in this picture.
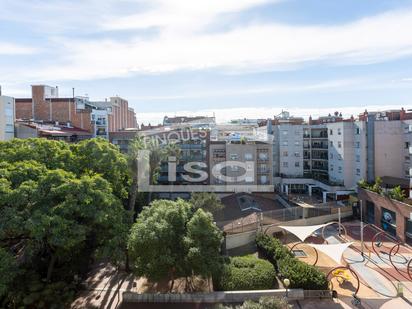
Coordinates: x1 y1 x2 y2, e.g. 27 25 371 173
1 0 412 124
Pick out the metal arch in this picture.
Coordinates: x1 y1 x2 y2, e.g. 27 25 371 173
289 242 319 266
321 221 348 244
388 243 409 272
326 266 361 296
407 259 412 281
371 231 400 259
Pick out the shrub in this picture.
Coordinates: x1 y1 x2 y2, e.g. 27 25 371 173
389 185 406 202
278 256 328 290
256 233 292 270
255 234 328 290
215 296 290 309
214 255 275 291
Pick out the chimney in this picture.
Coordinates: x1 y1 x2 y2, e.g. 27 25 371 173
72 87 75 99
400 107 406 120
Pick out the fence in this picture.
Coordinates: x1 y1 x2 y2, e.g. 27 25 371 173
218 205 352 235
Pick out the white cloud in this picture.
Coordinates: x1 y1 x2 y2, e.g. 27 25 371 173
0 42 37 55
18 4 412 82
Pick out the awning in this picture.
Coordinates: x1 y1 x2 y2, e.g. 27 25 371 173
279 224 328 242
309 243 353 265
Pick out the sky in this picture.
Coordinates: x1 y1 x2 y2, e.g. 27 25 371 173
1 0 412 124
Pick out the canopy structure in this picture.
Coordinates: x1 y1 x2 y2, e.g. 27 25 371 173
309 243 353 265
279 224 328 242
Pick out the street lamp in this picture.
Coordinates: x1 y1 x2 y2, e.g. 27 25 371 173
360 200 364 256
283 278 290 298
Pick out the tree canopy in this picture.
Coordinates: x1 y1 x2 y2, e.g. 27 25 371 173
128 199 223 286
0 138 130 307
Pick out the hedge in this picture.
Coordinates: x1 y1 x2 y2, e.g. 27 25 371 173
214 255 275 291
256 233 328 290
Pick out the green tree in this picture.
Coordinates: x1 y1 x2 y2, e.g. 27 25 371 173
184 209 223 290
0 138 130 306
0 248 18 298
70 138 130 200
128 199 223 290
190 192 224 215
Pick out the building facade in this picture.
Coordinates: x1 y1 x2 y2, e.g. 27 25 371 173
15 85 137 140
0 95 15 141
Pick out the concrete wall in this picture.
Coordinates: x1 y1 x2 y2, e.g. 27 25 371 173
123 289 306 304
374 120 404 179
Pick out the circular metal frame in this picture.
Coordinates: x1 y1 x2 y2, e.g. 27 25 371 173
289 242 319 266
321 221 348 244
327 266 360 296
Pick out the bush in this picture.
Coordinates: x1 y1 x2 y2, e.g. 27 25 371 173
215 296 290 309
214 255 275 291
256 234 328 290
278 256 328 290
256 233 292 270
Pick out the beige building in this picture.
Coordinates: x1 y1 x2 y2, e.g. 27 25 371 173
0 95 15 141
209 139 273 187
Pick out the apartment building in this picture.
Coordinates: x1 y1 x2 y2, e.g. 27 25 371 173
209 125 273 188
15 85 137 140
0 94 15 141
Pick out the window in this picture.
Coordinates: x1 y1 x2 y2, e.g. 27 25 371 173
294 152 300 157
356 168 360 176
258 152 268 160
330 153 333 159
338 154 342 160
329 129 333 135
245 176 254 183
294 141 300 146
244 153 253 160
283 151 288 157
230 153 238 160
283 141 288 146
283 162 288 167
282 130 288 135
356 142 360 148
405 169 410 177
356 127 360 135
338 128 341 135
338 166 342 173
330 164 334 171
338 141 342 148
406 142 410 149
356 155 360 162
295 161 300 167
330 141 333 147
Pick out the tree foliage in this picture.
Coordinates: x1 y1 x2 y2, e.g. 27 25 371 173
128 199 223 284
0 138 130 307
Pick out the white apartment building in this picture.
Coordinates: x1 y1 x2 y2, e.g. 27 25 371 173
0 95 15 141
278 124 304 177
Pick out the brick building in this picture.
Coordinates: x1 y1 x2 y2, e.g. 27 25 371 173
15 85 137 139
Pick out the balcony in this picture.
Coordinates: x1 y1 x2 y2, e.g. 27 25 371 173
311 143 328 150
